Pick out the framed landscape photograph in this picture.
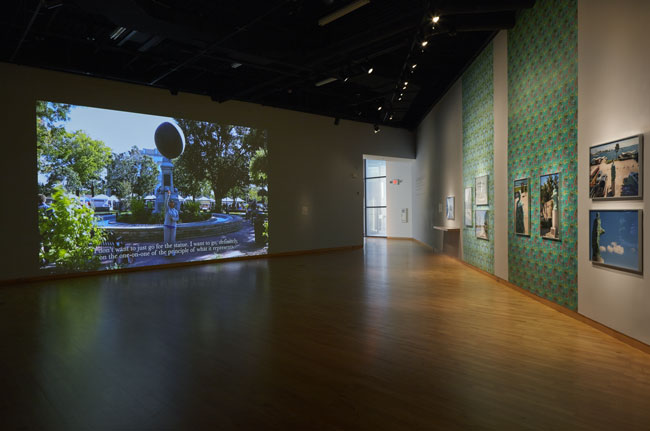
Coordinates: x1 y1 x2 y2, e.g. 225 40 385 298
446 196 455 220
589 210 643 274
514 178 530 236
475 175 488 205
589 135 643 200
464 187 472 227
475 210 488 240
540 172 560 240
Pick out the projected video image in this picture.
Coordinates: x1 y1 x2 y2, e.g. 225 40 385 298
37 101 269 274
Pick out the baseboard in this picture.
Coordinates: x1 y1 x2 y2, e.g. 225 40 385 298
0 244 364 287
454 257 650 356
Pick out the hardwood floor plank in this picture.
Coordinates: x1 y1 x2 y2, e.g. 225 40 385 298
0 238 649 430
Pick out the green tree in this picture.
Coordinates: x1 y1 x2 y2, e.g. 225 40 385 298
249 147 269 188
40 130 111 195
174 121 263 210
36 101 71 176
39 185 106 271
106 146 159 198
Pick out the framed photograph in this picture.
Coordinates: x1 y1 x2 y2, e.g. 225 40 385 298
589 135 643 200
540 172 560 240
475 175 488 205
514 178 530 236
589 210 643 274
446 196 455 220
475 210 488 240
464 187 473 227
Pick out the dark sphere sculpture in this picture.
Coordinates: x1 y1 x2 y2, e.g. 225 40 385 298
154 122 185 159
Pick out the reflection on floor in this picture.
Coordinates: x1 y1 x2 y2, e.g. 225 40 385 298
1 238 650 430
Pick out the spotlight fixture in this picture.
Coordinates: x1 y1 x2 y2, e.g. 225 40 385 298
411 64 417 69
373 124 380 134
367 66 374 74
343 76 350 82
318 0 371 26
398 97 402 101
377 106 382 111
421 40 428 48
389 114 394 121
432 15 440 23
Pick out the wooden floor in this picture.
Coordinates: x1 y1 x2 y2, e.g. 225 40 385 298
1 238 650 430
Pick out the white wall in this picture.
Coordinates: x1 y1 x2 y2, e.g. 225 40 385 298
412 81 463 252
386 159 413 238
493 31 509 281
578 0 650 344
0 63 414 282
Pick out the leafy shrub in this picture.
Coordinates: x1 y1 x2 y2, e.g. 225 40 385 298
39 185 106 271
180 200 211 223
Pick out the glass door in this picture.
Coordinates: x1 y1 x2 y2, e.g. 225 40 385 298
364 159 386 237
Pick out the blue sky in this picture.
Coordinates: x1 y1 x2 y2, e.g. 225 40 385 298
591 210 640 271
60 104 176 154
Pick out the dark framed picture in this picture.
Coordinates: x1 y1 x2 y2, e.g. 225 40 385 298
475 175 488 206
589 134 643 200
540 172 560 240
464 187 473 227
446 196 455 220
514 177 530 236
590 210 643 274
475 209 488 240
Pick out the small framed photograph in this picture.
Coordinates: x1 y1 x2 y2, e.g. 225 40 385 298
540 172 560 240
475 175 488 206
589 210 643 274
475 209 488 240
514 177 530 236
589 135 643 200
446 196 455 220
464 187 472 227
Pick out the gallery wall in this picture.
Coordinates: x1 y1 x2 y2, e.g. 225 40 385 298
0 62 414 282
386 159 414 238
462 42 495 274
507 0 578 310
577 0 650 345
412 82 463 253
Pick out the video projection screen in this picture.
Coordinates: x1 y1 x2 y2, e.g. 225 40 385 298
36 101 269 275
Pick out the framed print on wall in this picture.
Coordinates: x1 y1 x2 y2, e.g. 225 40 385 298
514 178 530 236
475 175 488 205
540 172 560 241
464 187 472 227
589 210 643 274
475 210 488 240
446 196 455 220
589 134 643 200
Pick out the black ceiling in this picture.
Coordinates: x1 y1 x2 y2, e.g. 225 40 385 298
1 0 535 130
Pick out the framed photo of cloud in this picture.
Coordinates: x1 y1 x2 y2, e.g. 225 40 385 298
540 172 560 241
475 175 488 205
446 196 455 220
589 135 643 200
475 210 488 240
514 178 530 236
589 210 643 274
464 187 472 227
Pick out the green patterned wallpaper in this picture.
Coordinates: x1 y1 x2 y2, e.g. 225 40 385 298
462 42 494 274
508 0 578 309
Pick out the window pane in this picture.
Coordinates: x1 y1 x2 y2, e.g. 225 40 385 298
365 159 386 178
365 177 386 207
366 207 386 236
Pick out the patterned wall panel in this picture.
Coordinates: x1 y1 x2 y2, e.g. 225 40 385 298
462 42 494 274
508 0 578 309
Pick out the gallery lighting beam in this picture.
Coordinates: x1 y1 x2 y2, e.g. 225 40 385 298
318 0 371 26
315 77 338 87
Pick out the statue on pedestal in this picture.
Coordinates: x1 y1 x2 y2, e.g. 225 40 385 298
152 122 185 213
